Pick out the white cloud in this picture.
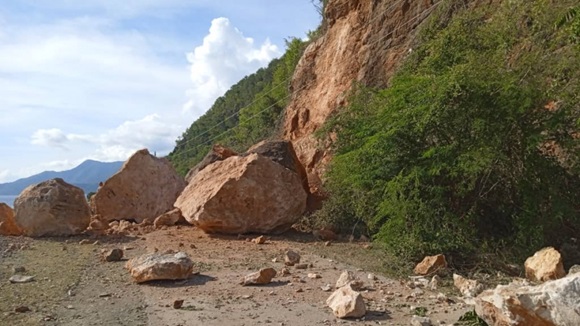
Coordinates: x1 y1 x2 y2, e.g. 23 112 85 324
30 114 180 162
31 128 70 149
183 17 281 117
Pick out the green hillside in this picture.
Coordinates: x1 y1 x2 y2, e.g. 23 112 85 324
167 38 308 176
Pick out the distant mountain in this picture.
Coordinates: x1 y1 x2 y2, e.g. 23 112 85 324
0 160 124 195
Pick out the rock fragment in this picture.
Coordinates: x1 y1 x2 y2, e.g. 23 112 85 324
326 285 366 318
102 248 124 262
285 250 301 266
241 268 277 286
524 247 566 282
126 252 194 283
413 254 447 275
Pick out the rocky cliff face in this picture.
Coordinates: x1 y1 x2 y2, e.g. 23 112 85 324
282 0 468 193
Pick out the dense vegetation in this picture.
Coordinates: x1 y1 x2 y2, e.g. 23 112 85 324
168 39 307 175
316 0 580 267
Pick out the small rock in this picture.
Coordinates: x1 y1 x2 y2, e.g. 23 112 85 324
429 275 441 290
367 273 377 281
284 250 300 266
79 239 91 245
126 251 194 283
308 273 321 279
296 288 304 293
453 274 484 298
335 270 364 290
524 247 565 282
9 275 35 283
321 284 332 292
99 293 112 298
326 285 366 318
280 268 291 276
92 240 100 246
324 241 331 246
14 306 30 313
413 254 447 275
173 299 184 309
295 263 308 269
189 244 196 249
410 315 432 326
272 257 278 263
241 268 277 286
253 235 266 244
102 248 124 262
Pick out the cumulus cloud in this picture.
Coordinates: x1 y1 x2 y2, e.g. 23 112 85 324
183 17 281 117
31 128 71 149
30 114 180 162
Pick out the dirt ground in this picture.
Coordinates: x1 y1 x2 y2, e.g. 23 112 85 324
0 226 472 326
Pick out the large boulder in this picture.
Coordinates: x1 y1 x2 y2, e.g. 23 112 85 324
13 178 90 236
185 144 238 183
175 153 307 234
525 247 566 282
475 273 580 326
0 203 22 236
90 149 186 223
246 140 309 194
126 252 194 283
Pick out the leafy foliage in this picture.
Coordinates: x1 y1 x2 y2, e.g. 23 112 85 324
316 0 580 264
168 38 307 175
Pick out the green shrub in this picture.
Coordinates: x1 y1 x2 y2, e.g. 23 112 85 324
316 0 580 265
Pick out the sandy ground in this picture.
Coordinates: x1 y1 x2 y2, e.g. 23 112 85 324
0 227 472 326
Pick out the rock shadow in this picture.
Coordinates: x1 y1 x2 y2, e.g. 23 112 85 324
145 273 216 288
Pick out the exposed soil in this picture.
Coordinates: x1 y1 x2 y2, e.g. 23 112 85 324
0 227 471 325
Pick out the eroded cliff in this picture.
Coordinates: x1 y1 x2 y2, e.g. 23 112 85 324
282 0 471 193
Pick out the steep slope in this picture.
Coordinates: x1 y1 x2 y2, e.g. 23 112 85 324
282 0 488 193
0 160 123 195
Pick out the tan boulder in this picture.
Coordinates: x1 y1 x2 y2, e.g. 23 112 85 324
0 203 22 236
414 254 447 275
153 208 183 228
126 252 194 283
525 247 566 282
326 284 366 319
185 144 238 183
240 268 277 286
90 149 186 223
475 273 580 326
175 154 307 234
13 178 90 237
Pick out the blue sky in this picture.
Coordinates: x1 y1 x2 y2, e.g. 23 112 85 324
0 0 321 183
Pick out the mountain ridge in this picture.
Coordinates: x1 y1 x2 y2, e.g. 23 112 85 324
0 160 124 195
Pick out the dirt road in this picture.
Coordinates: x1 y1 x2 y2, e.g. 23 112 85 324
0 227 471 325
